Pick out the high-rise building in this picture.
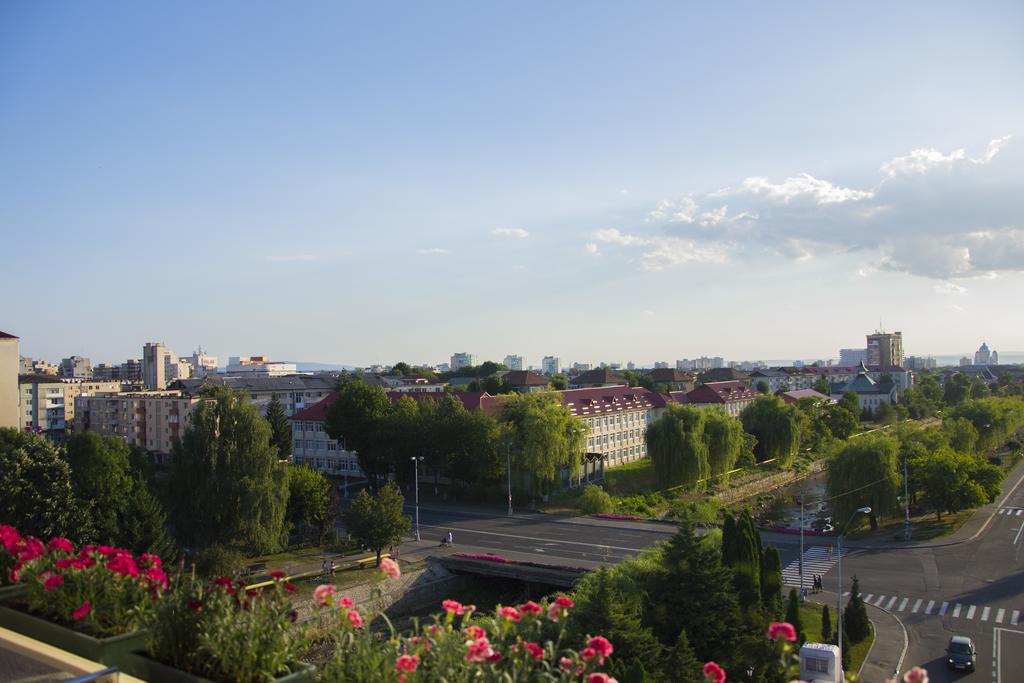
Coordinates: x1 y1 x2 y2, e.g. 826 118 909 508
866 331 904 367
905 356 937 371
0 331 19 429
450 352 474 371
541 356 560 375
503 355 524 371
19 376 121 442
974 342 998 366
59 356 93 379
143 342 170 390
653 361 669 369
189 347 219 377
959 357 971 367
839 348 868 366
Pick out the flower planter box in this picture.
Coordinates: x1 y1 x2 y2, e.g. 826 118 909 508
0 603 145 670
125 652 315 683
0 584 28 602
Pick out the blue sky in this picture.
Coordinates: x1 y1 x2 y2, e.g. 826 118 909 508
2 2 1022 367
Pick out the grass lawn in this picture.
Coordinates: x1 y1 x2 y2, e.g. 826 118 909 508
603 458 659 495
846 508 974 542
799 601 873 676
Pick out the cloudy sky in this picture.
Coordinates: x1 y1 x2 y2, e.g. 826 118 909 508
2 2 1022 367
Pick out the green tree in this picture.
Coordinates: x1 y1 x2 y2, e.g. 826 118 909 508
390 362 412 376
740 395 803 467
500 392 586 493
721 510 762 608
171 387 289 554
325 379 393 488
550 374 569 390
65 432 134 544
948 397 1024 452
943 373 970 405
756 380 769 394
838 391 861 417
264 395 292 461
913 448 1003 520
942 417 978 454
827 434 901 530
844 576 871 643
703 410 746 482
823 402 858 440
873 401 896 425
646 404 709 489
760 545 783 616
666 630 704 683
784 588 805 644
118 482 177 560
0 428 84 541
571 566 663 667
286 465 334 542
342 482 411 565
821 604 832 643
813 377 832 395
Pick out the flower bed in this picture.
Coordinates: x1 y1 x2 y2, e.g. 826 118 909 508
591 513 645 521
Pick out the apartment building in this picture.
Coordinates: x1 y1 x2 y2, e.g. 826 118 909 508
450 352 474 371
289 395 363 479
143 342 171 390
20 357 59 376
866 331 904 367
0 332 18 429
225 356 296 377
74 392 208 461
503 355 524 371
560 386 668 469
174 374 335 417
59 356 93 379
682 381 760 416
19 376 122 442
541 356 560 375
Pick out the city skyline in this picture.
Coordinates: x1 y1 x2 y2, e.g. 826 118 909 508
2 3 1023 364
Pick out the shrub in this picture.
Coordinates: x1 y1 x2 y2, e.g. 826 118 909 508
578 485 614 514
194 544 246 578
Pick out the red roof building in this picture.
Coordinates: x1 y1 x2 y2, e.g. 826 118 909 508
683 381 760 416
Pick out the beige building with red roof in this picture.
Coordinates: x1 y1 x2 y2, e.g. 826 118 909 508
289 394 363 480
683 380 760 416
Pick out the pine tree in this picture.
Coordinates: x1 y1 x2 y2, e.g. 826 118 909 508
265 395 292 461
119 480 178 561
821 604 832 643
844 575 871 643
572 566 663 667
666 630 705 683
785 588 805 644
759 545 783 616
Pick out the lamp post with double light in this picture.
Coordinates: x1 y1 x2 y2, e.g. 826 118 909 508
411 456 424 541
837 506 871 675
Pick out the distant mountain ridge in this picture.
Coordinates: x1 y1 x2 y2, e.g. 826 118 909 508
282 361 357 372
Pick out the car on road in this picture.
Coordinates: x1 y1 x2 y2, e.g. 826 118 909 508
946 635 976 672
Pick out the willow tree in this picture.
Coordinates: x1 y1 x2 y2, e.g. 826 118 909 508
740 395 804 467
171 387 289 554
703 409 747 483
500 391 586 493
645 404 709 489
826 433 900 530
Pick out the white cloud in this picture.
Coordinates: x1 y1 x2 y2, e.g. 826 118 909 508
698 205 729 227
584 243 599 254
648 197 698 223
594 228 647 246
739 173 874 204
881 147 966 177
416 247 449 255
973 135 1013 164
934 282 967 295
492 227 530 238
265 254 322 262
639 237 730 271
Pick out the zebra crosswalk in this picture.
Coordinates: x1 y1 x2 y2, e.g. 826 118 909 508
840 591 1022 626
781 545 845 590
998 507 1024 516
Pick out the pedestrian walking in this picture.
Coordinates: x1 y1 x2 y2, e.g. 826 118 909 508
329 559 336 576
321 560 327 577
445 530 454 547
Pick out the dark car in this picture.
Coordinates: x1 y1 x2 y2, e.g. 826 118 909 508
947 635 976 671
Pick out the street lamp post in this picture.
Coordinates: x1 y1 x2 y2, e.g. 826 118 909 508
506 443 513 517
411 456 423 541
837 506 871 676
903 454 911 541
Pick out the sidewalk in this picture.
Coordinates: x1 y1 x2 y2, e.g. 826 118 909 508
813 590 906 682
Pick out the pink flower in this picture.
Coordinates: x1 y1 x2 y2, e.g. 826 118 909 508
581 647 597 661
548 595 574 622
522 641 544 659
519 600 543 615
588 675 618 683
464 637 495 662
703 661 726 683
768 622 798 642
380 557 401 579
347 609 364 628
559 657 574 671
107 554 139 577
588 636 614 660
139 553 162 569
395 654 420 672
145 566 168 589
72 601 92 621
47 537 74 554
498 606 521 621
903 667 929 683
463 625 487 640
97 545 116 556
555 596 574 608
443 599 465 614
339 596 355 608
43 573 63 591
313 584 336 607
55 558 74 569
486 652 503 663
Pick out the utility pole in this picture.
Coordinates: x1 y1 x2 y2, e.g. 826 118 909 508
903 454 911 541
411 456 423 541
799 490 805 600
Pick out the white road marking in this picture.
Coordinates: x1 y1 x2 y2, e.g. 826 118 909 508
898 597 909 612
1014 521 1024 545
912 598 922 613
996 608 1006 623
925 600 935 614
874 595 887 607
940 601 949 616
886 596 897 610
982 606 991 621
953 603 962 617
999 508 1006 515
967 605 977 619
864 593 874 603
1018 509 1023 516
1012 610 1020 626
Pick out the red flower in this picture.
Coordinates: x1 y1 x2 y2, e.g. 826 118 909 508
767 622 797 642
347 609 364 628
214 577 233 586
703 661 726 683
270 570 285 579
46 537 74 554
463 625 486 640
555 596 574 607
498 606 521 621
97 545 116 556
559 657 574 670
107 554 140 577
339 596 355 608
588 635 614 660
55 558 74 569
187 600 203 610
43 573 63 591
283 582 297 593
523 641 544 659
145 566 168 589
588 675 616 683
519 600 543 615
442 599 465 614
72 601 92 621
486 652 504 663
464 637 494 662
139 553 162 569
394 654 420 673
581 647 597 662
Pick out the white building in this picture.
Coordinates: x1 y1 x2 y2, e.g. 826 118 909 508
560 386 668 470
289 395 363 481
541 356 560 375
60 356 93 379
838 348 867 366
450 352 474 371
503 355 524 371
225 356 297 377
189 347 219 377
143 342 171 390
